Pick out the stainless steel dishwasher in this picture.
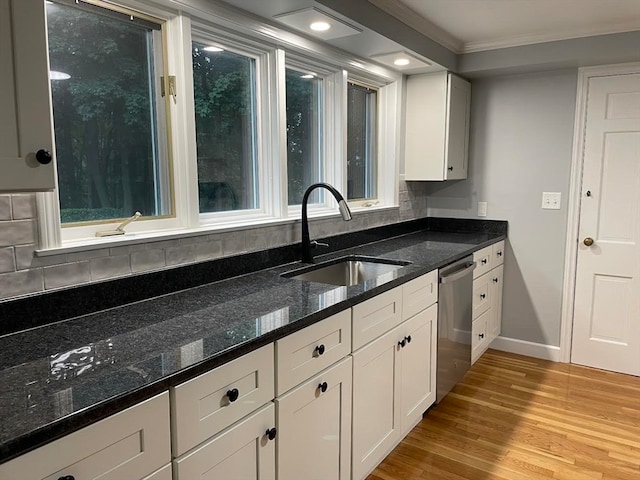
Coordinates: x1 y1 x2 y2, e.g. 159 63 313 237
437 256 475 402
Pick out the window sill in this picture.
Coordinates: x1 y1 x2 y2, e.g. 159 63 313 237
35 204 399 257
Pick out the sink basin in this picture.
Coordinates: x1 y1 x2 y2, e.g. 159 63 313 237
282 256 411 287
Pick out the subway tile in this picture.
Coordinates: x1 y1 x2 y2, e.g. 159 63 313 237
244 230 267 252
166 244 197 266
11 194 36 220
0 268 44 300
0 196 12 220
0 219 37 247
131 249 166 273
14 245 65 270
44 262 90 290
66 248 111 262
0 247 15 273
90 255 131 281
195 239 223 261
109 243 147 256
221 232 246 256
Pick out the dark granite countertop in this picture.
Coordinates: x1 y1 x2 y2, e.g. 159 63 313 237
0 218 506 464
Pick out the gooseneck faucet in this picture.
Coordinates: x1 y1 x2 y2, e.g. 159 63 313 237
301 183 352 263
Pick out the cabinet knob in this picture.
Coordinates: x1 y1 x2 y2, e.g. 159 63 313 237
58 476 75 480
586 190 591 197
36 149 52 165
583 237 594 247
447 166 453 171
480 293 486 299
318 381 328 393
496 251 502 257
481 258 488 265
314 344 325 356
479 333 485 339
266 427 277 440
398 338 406 348
493 277 499 283
226 388 239 403
405 335 412 344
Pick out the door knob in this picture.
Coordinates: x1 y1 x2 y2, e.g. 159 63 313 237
583 237 594 246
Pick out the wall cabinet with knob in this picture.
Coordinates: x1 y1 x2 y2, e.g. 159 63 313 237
0 392 172 479
352 270 438 480
404 71 471 181
472 241 505 363
0 0 57 192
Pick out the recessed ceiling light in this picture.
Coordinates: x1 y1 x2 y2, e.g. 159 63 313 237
300 74 315 79
370 51 433 71
49 70 70 80
310 21 331 32
203 46 224 52
274 7 361 40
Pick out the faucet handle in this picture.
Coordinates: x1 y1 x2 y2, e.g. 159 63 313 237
310 240 329 248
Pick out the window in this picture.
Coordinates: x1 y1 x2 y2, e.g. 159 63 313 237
192 42 258 214
46 0 170 225
285 69 323 206
347 82 377 201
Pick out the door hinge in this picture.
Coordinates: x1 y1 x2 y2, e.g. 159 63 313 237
161 75 177 103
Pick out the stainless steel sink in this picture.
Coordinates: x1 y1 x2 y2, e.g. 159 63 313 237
282 256 411 287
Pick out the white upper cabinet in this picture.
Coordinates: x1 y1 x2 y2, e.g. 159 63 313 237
404 71 471 181
0 0 56 192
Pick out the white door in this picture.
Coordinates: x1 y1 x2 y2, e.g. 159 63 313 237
571 70 640 376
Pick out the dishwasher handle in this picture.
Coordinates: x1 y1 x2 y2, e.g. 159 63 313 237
439 261 476 284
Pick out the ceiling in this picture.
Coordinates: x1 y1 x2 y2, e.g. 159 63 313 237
373 0 640 53
214 0 640 74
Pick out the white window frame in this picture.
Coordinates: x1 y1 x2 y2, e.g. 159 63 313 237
36 0 402 253
38 1 186 248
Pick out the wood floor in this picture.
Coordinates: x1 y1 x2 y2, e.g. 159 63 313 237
367 349 640 480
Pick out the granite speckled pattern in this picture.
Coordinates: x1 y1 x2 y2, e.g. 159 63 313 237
0 220 506 464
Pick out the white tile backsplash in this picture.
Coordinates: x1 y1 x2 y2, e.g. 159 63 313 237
0 220 37 247
0 268 44 298
44 262 91 290
90 255 131 281
0 247 15 274
131 249 166 273
11 194 36 220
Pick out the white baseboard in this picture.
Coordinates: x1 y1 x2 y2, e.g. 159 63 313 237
490 336 562 362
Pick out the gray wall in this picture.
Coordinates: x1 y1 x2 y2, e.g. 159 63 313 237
426 69 578 346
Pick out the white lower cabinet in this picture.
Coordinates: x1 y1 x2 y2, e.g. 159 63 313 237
352 326 401 480
352 303 437 479
489 264 504 339
276 357 352 480
173 403 276 480
399 303 437 435
0 392 171 480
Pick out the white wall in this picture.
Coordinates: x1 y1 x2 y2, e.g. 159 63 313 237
426 69 578 347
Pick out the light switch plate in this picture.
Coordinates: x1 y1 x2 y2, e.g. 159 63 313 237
542 192 561 210
477 202 487 217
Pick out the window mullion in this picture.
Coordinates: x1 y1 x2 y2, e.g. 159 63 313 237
271 48 289 218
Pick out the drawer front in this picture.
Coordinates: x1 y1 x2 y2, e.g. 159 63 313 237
492 240 505 267
473 245 493 278
352 286 403 351
173 403 275 480
472 272 491 319
276 309 351 395
402 269 438 321
171 344 275 456
0 392 170 480
143 464 172 480
472 309 490 363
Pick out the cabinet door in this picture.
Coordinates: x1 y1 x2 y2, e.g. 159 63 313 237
472 272 491 319
276 357 352 480
399 303 437 435
171 344 274 456
352 286 402 350
444 73 471 180
472 309 490 364
473 245 493 278
0 0 56 191
0 393 170 480
276 309 350 395
352 327 401 480
402 269 438 321
173 403 276 480
489 265 504 340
